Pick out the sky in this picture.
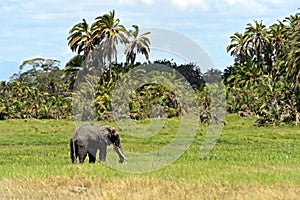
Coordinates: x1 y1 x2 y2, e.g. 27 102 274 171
0 0 298 81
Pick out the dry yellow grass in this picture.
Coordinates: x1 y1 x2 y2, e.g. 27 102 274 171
1 176 299 200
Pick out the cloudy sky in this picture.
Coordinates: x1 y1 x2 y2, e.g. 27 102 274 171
0 0 298 80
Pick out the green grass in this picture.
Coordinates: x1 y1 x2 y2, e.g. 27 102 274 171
0 115 299 199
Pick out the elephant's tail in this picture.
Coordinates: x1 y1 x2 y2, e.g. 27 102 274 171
70 138 77 163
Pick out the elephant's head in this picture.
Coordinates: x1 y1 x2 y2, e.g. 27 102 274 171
101 126 120 147
101 126 126 163
108 129 121 148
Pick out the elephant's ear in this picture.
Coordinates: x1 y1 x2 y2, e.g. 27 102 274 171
108 129 121 147
106 128 116 141
104 126 115 138
107 126 116 134
99 126 118 145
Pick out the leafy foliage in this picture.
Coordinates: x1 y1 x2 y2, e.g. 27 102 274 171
0 58 72 120
224 12 300 125
0 59 210 121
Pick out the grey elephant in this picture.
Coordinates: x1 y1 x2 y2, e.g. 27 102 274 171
70 125 126 163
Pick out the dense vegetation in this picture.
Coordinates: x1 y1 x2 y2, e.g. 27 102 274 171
0 11 299 126
224 13 300 125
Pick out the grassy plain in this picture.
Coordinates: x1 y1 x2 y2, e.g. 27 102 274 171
0 115 299 199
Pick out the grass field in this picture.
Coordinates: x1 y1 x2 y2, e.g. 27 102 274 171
0 115 299 199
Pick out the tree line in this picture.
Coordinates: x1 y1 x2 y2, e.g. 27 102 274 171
0 58 211 121
0 10 299 126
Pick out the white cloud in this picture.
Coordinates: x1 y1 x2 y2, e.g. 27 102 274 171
142 0 154 5
117 0 137 5
224 0 241 6
223 0 283 10
223 0 268 16
171 0 210 10
265 0 284 3
224 0 258 6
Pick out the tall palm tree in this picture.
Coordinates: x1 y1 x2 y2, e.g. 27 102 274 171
125 25 151 65
91 10 128 71
226 32 251 63
285 14 300 87
68 19 94 57
264 22 287 76
268 22 287 58
245 20 269 68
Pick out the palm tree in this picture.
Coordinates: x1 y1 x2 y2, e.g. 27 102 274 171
64 55 85 89
284 14 300 32
125 25 151 65
264 22 287 76
269 22 287 58
91 10 128 72
68 19 94 57
245 20 269 68
226 32 251 63
285 14 300 87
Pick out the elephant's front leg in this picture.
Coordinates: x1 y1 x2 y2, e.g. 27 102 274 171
99 145 107 162
88 148 97 163
78 151 88 163
76 140 88 163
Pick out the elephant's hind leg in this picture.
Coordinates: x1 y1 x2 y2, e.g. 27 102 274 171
70 139 77 163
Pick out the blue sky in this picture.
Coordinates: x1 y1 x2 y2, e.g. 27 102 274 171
0 0 298 81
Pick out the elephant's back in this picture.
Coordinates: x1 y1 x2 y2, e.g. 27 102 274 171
75 125 101 141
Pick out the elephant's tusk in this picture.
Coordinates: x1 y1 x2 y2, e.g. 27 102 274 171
115 146 127 160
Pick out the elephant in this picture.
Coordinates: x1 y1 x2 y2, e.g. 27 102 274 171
70 125 126 164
